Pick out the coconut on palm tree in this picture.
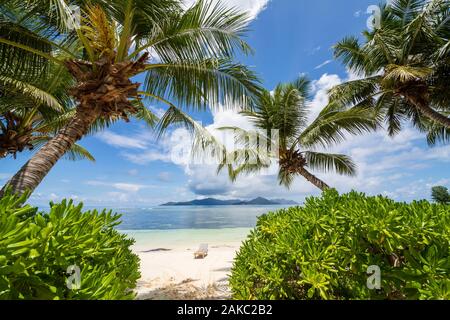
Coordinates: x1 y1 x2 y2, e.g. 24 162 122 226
217 76 380 191
0 109 95 161
330 0 450 133
0 0 260 197
0 58 96 160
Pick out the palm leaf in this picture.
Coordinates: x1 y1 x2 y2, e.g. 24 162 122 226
144 58 260 109
129 0 252 61
328 76 381 108
333 36 373 74
0 75 64 111
153 96 227 164
304 151 356 176
299 103 380 148
131 99 159 128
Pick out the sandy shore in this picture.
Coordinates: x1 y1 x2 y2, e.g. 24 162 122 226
124 229 250 300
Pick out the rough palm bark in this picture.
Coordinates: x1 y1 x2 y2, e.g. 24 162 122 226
297 167 330 191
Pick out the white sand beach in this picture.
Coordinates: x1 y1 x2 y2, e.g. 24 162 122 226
124 228 250 300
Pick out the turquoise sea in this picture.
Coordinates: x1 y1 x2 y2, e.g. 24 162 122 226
115 205 290 230
112 205 293 249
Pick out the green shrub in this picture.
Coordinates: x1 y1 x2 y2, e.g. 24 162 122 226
0 193 140 300
230 190 450 300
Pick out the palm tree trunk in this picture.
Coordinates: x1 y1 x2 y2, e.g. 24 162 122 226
406 95 450 128
0 109 99 198
297 167 330 191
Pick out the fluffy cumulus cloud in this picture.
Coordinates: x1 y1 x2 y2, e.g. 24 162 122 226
86 180 150 192
96 131 149 149
307 73 342 122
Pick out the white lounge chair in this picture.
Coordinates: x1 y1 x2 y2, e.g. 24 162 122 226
194 243 208 259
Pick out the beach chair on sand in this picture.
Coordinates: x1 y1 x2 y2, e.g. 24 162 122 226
194 244 208 259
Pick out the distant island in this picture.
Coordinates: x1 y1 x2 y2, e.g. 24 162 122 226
160 197 298 206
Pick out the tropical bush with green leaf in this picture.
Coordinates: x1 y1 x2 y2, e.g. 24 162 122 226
0 192 140 300
230 190 450 300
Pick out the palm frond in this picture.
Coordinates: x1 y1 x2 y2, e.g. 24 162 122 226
304 151 356 176
155 97 227 164
131 99 159 128
144 58 260 110
426 122 450 145
333 36 373 74
63 142 95 162
376 93 406 136
291 75 312 100
299 103 380 148
389 0 425 26
0 18 53 78
401 0 446 57
130 0 252 62
0 75 64 111
278 168 294 188
383 64 433 84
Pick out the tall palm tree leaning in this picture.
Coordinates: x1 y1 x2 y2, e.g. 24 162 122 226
217 76 380 191
330 0 450 134
0 0 260 197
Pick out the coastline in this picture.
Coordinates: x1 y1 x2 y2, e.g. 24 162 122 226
123 228 251 300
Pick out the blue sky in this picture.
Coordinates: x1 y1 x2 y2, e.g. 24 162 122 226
1 0 449 206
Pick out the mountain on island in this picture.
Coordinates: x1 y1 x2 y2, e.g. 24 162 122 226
160 197 298 206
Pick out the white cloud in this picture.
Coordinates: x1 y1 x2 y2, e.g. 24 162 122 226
106 192 129 203
96 131 149 149
49 193 59 201
113 183 146 192
157 171 171 182
314 59 333 70
86 180 149 192
123 149 171 164
308 73 342 122
128 169 139 176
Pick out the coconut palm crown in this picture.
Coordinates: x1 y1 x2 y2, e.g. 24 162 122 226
0 55 97 161
218 76 380 191
330 0 450 139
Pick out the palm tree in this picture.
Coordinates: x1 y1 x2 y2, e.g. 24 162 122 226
330 0 450 133
217 76 380 191
0 60 95 160
0 0 260 197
